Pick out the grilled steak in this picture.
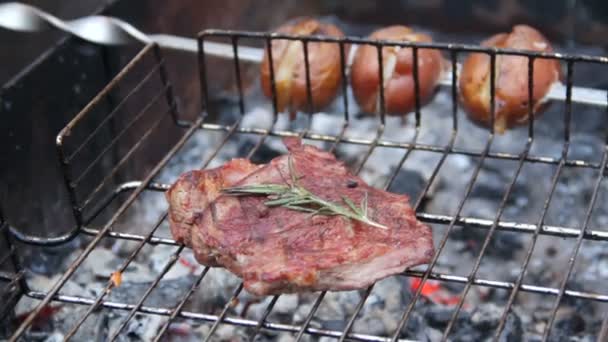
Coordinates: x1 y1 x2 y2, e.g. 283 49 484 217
166 138 434 295
166 158 261 247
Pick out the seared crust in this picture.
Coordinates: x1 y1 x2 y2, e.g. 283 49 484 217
351 25 443 115
165 159 260 247
184 137 434 295
459 25 561 133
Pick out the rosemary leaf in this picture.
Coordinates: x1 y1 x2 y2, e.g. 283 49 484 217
290 198 316 205
264 198 294 206
342 196 363 216
223 184 289 195
222 157 388 230
283 205 318 213
288 156 298 185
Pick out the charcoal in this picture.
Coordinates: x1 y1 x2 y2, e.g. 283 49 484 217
451 225 523 258
106 275 198 307
471 304 522 342
319 319 345 331
237 140 282 164
388 167 430 202
424 305 472 331
401 312 432 341
553 309 586 336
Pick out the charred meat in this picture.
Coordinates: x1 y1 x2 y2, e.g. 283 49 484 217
166 138 434 295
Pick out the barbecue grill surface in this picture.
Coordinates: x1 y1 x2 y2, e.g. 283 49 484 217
2 2 608 341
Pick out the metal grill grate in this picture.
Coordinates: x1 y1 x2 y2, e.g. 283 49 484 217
4 26 608 342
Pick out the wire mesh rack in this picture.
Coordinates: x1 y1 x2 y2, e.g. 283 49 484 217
4 27 608 342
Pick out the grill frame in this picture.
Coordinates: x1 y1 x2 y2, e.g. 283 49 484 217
4 26 608 341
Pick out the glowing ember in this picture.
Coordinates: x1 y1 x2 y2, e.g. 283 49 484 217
409 278 461 306
110 271 122 287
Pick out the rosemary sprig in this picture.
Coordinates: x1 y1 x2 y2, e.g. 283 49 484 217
222 157 388 230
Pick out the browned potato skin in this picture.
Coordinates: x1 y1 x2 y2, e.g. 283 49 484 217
459 25 561 133
350 26 443 115
260 18 344 115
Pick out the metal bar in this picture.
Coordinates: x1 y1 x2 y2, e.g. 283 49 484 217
377 43 386 124
197 122 605 170
154 44 181 125
56 44 156 141
5 14 608 340
0 270 24 322
78 222 608 303
304 75 425 339
494 145 569 338
201 29 608 63
55 44 156 228
198 36 210 115
414 212 608 240
328 40 350 154
338 286 375 342
0 251 14 273
413 135 458 212
1 212 27 296
412 47 421 127
339 40 350 123
1 3 606 63
202 93 281 340
247 42 369 337
442 142 532 339
338 125 421 342
8 116 202 342
542 151 608 340
81 227 177 245
190 38 605 108
66 62 163 163
72 83 169 189
564 61 574 143
105 107 246 339
1 3 606 106
329 122 349 154
232 36 246 116
194 37 605 107
489 53 496 133
0 271 23 292
201 147 266 339
527 57 535 139
386 130 422 192
294 94 354 341
265 36 279 118
303 40 314 115
151 268 209 342
204 283 244 341
108 245 186 341
294 291 326 340
23 290 415 342
450 51 458 131
78 103 175 210
599 313 608 342
78 181 608 244
390 135 495 341
64 211 170 340
144 90 250 341
13 266 607 342
248 295 279 340
400 269 608 302
355 125 385 175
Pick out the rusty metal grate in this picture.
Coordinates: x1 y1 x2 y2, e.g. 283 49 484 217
4 27 608 342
